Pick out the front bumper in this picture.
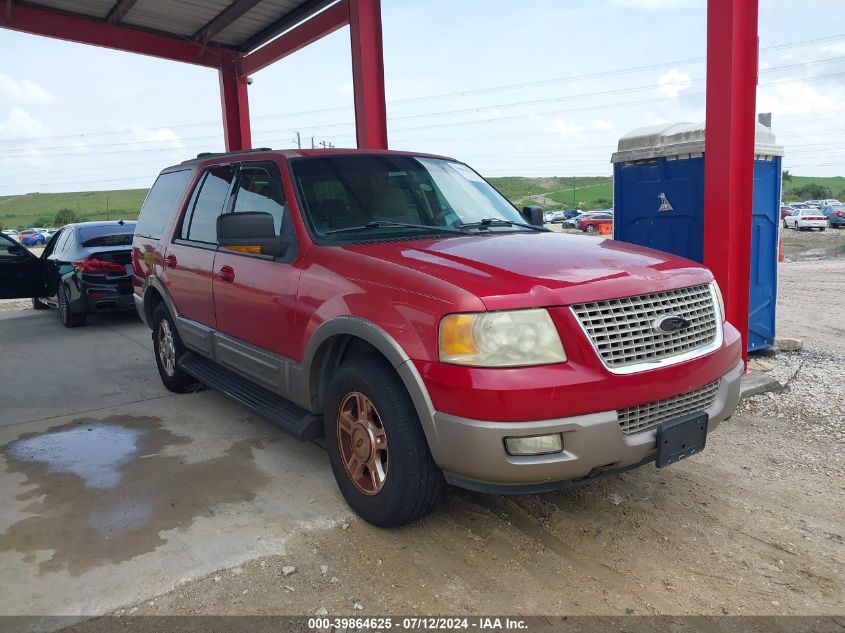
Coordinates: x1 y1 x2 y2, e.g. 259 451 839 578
429 359 743 494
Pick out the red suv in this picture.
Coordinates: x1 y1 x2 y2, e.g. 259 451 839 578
132 149 742 526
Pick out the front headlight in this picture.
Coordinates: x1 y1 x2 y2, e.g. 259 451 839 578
711 280 726 322
439 308 566 367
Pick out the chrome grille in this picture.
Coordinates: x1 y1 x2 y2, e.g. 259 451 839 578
571 284 718 369
617 381 720 434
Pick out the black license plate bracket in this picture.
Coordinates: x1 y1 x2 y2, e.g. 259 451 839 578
655 412 709 468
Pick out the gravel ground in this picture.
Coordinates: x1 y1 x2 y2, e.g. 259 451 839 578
4 229 843 619
112 233 844 618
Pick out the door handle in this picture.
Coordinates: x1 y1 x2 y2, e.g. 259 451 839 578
218 265 235 284
164 254 177 269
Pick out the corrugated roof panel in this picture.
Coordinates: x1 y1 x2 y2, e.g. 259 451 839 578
26 0 114 19
213 0 316 48
120 0 232 38
18 0 336 54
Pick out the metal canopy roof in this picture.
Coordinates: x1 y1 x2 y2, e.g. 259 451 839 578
15 0 336 51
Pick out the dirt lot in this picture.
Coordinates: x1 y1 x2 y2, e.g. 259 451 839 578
0 231 843 620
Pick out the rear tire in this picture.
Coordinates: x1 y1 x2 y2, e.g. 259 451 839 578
32 297 49 310
151 304 204 394
58 285 86 328
324 355 446 527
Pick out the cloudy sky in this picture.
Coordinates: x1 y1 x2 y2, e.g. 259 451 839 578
1 0 845 195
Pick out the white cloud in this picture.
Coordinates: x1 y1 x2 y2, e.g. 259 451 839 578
335 80 354 96
820 42 845 55
128 126 184 149
547 119 586 138
593 119 615 130
0 108 52 167
658 69 692 99
610 0 696 10
0 75 55 105
0 107 51 139
756 79 834 116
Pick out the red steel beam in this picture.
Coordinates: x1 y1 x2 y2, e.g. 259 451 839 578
703 0 759 366
0 2 224 67
241 0 349 75
219 52 252 151
348 0 387 149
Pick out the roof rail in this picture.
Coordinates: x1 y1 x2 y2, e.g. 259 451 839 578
181 147 274 164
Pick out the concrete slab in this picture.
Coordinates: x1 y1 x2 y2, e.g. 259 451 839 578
0 309 351 616
739 369 782 400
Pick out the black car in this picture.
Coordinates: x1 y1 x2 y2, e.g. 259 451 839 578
0 220 136 327
820 204 845 228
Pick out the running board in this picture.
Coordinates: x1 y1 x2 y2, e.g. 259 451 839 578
178 351 322 441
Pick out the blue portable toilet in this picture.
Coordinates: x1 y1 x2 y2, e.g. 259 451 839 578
611 122 784 352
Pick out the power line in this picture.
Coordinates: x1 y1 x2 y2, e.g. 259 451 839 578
2 31 845 145
9 61 845 158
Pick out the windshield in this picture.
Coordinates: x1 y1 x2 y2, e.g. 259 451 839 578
290 155 527 241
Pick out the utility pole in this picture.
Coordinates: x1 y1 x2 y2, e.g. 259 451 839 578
106 195 110 220
294 131 301 149
311 136 315 149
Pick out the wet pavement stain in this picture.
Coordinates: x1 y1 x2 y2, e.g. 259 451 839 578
0 415 270 576
784 243 845 262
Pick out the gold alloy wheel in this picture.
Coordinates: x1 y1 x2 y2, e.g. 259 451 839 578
157 319 177 377
337 391 388 495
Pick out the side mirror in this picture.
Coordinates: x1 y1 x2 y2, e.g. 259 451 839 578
217 212 287 257
522 205 545 227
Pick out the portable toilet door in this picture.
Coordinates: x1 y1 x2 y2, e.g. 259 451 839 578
611 122 784 352
747 152 782 351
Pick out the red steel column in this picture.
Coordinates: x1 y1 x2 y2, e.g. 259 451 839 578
219 52 252 151
703 0 759 366
348 0 388 149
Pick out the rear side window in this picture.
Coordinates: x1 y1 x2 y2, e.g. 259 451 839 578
180 165 236 244
0 233 21 258
53 228 73 254
135 170 193 239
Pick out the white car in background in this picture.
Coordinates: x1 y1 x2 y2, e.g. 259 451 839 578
1 229 19 241
784 208 828 231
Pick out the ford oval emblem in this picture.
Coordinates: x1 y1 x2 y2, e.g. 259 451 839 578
654 315 691 334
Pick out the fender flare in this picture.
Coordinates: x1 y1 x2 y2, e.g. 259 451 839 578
139 277 179 327
302 316 440 454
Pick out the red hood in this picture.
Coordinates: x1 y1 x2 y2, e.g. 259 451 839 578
345 232 712 310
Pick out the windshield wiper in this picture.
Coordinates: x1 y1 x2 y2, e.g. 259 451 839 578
454 218 549 232
325 221 470 235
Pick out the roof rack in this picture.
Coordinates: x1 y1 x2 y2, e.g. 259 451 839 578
181 147 274 164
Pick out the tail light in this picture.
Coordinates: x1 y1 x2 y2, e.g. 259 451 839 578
75 258 126 275
837 212 844 217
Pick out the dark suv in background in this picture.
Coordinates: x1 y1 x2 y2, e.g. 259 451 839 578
0 220 136 327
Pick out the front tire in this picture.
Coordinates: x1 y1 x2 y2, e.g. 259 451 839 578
585 224 597 233
151 304 204 394
58 285 86 328
324 355 445 527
